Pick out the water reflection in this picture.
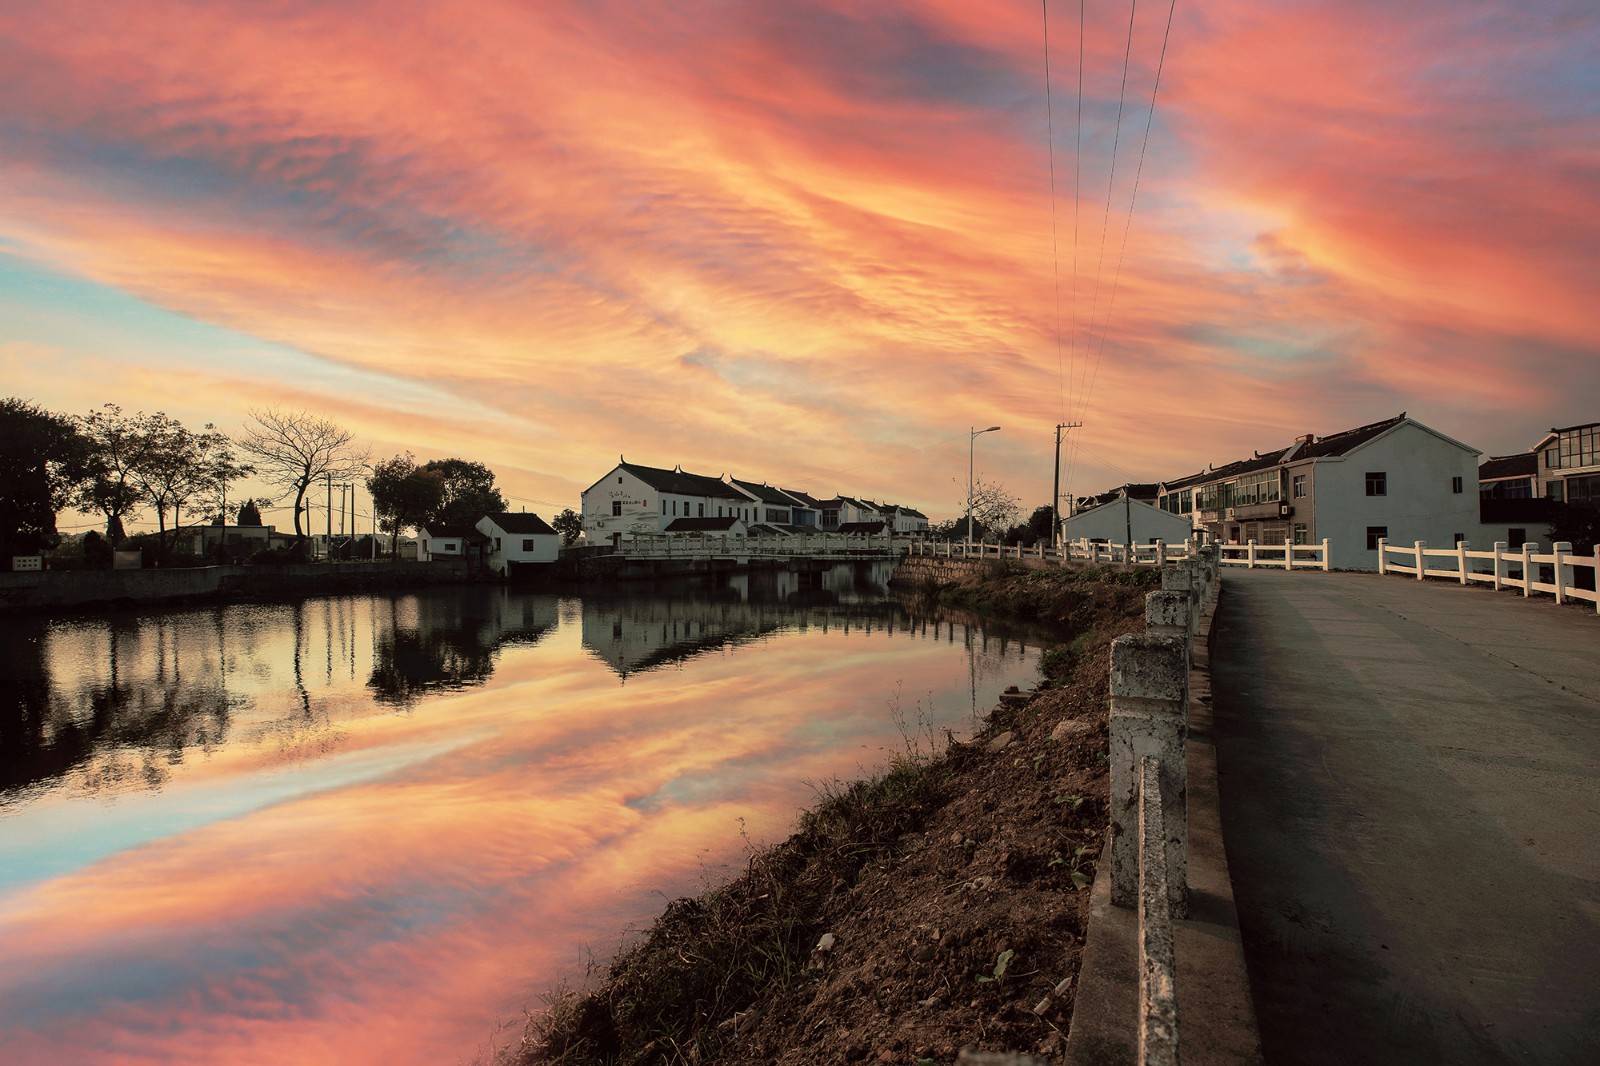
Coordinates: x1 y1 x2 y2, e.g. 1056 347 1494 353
0 568 1041 1066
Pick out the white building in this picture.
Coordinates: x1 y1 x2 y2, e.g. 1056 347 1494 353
580 460 753 544
476 512 560 576
419 524 486 562
1156 413 1482 571
1065 496 1193 547
664 516 748 538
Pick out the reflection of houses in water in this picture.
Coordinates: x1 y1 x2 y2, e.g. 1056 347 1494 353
367 590 559 705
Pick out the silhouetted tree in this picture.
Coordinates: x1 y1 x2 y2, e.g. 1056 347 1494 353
552 507 584 546
0 398 89 560
421 458 506 528
240 409 367 540
73 403 152 545
367 453 446 555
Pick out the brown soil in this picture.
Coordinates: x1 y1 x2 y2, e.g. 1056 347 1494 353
512 563 1152 1065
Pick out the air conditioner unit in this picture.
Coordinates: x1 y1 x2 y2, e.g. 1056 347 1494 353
1279 503 1291 518
1224 508 1236 520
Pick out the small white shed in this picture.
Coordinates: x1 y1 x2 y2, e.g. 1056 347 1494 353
476 512 561 575
1065 496 1194 548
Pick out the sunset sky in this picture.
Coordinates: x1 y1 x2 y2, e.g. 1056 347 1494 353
2 1 1597 522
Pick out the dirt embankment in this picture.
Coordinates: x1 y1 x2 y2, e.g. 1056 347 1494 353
512 563 1157 1066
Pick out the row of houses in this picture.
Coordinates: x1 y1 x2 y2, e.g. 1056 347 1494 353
1067 413 1598 571
577 459 928 546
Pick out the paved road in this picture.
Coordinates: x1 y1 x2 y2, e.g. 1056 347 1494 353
1211 570 1600 1065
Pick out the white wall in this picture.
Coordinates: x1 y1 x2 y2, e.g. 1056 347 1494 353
581 465 662 541
476 517 560 574
1309 421 1481 570
420 533 462 561
1065 498 1193 546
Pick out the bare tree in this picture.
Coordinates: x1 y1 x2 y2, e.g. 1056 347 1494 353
240 409 366 539
133 414 236 557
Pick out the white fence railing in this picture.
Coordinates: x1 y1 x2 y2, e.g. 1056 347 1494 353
614 531 902 558
1215 538 1331 571
1377 538 1600 613
912 537 1200 566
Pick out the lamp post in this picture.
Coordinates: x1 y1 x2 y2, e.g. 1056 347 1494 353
967 425 1001 550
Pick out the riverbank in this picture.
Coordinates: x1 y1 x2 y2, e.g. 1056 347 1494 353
0 559 485 613
511 561 1158 1065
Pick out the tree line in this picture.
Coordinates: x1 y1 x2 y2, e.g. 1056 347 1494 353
0 397 582 567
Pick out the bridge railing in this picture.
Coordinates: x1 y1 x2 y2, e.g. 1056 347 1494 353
1104 547 1220 1065
1377 537 1600 613
910 537 1200 567
611 530 908 559
1215 538 1331 570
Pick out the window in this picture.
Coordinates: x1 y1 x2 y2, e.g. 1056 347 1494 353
1547 481 1565 502
1365 471 1387 496
1292 474 1306 499
1451 476 1463 494
1365 526 1387 551
1571 474 1600 503
522 538 534 551
1551 426 1600 470
1293 523 1308 545
698 503 704 517
1453 533 1465 545
661 499 666 515
672 500 677 515
493 537 501 550
617 476 622 484
1508 527 1527 549
612 500 622 516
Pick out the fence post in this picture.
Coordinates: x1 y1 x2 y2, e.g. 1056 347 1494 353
1522 542 1535 596
1283 537 1293 571
1553 542 1571 605
1492 541 1507 591
1109 631 1188 915
1246 539 1256 569
1457 539 1469 585
1146 589 1195 640
1377 537 1387 575
1414 540 1426 581
1321 537 1331 572
1595 545 1600 615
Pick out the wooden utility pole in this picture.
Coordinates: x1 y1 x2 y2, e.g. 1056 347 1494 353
1052 421 1083 547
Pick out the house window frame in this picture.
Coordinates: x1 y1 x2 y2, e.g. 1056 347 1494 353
1365 471 1387 497
1451 475 1463 494
1365 525 1387 551
1292 474 1306 499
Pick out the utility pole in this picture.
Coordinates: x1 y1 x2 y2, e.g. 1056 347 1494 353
1052 421 1083 547
325 472 332 559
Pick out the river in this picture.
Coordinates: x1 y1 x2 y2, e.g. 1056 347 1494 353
0 565 1041 1065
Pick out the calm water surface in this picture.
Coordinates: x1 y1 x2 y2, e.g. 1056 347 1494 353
0 566 1040 1065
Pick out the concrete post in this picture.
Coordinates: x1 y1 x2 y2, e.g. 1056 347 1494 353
1553 542 1571 605
1110 633 1188 914
1123 542 1133 568
1246 539 1256 569
1492 541 1507 591
1522 542 1536 596
1594 546 1600 615
1377 537 1387 575
1284 537 1294 571
1321 537 1331 572
1145 589 1194 640
1457 539 1469 585
1155 540 1166 567
1160 563 1202 634
1414 540 1426 581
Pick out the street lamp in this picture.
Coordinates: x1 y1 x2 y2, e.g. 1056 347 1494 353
967 425 1001 550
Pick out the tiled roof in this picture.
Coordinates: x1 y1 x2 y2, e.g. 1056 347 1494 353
730 478 796 505
421 524 482 540
620 461 747 499
664 516 744 532
779 488 821 508
837 520 888 534
1479 452 1536 480
481 512 556 535
1291 413 1406 459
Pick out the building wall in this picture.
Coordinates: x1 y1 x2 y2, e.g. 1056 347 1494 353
1307 422 1480 570
476 518 560 573
1065 498 1194 546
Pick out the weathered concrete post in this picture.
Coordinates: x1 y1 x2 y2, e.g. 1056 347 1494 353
1155 540 1167 567
1553 542 1572 605
1110 631 1188 915
1522 542 1536 596
1414 540 1426 581
1160 561 1200 632
1457 539 1470 584
1377 536 1388 575
1246 539 1256 569
1145 589 1194 640
1321 537 1331 571
1283 537 1294 571
1492 541 1507 590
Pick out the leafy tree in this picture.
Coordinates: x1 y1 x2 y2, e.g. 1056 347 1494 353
74 403 153 545
237 498 266 526
552 507 584 546
366 454 446 555
1549 502 1600 556
0 398 90 560
420 458 505 529
240 409 367 539
133 414 239 558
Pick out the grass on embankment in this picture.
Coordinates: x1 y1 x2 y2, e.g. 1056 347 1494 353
509 562 1156 1066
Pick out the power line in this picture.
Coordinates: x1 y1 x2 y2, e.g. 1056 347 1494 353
1041 0 1066 420
1067 0 1085 432
1077 0 1178 433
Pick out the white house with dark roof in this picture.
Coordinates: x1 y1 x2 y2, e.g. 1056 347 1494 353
580 460 754 544
779 488 823 527
476 512 560 575
729 478 799 526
